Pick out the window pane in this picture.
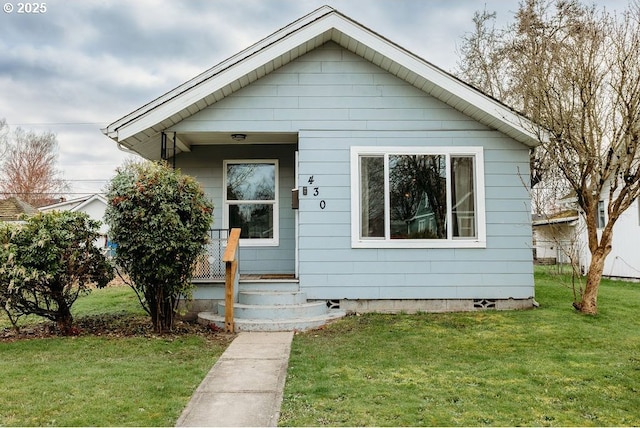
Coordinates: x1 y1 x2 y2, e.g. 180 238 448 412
227 163 275 200
389 155 447 239
597 200 605 229
229 203 274 239
451 156 476 238
360 156 385 238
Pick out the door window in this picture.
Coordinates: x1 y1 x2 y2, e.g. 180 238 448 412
224 160 279 246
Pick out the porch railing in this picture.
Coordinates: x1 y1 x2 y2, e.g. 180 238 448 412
193 229 231 281
222 228 241 333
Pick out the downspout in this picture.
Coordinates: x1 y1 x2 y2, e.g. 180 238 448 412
161 131 167 161
172 132 177 169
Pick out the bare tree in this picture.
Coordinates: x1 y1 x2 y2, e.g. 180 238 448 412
457 0 640 314
0 119 9 163
0 120 68 207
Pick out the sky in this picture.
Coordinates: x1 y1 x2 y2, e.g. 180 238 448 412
0 0 628 197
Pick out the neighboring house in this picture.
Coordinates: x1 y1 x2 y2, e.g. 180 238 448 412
39 194 110 250
102 6 540 328
574 196 640 280
532 210 580 265
0 197 38 223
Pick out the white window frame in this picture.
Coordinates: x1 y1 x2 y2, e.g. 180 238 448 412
223 159 279 247
350 146 486 249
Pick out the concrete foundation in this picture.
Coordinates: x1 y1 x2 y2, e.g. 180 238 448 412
184 297 535 321
338 297 536 314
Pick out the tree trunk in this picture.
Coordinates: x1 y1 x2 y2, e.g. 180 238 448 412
149 287 175 333
56 303 74 335
574 246 607 315
156 297 175 333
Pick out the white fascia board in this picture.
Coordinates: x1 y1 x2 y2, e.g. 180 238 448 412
115 17 337 141
532 216 579 226
39 197 86 211
104 6 336 141
109 7 541 148
72 194 108 213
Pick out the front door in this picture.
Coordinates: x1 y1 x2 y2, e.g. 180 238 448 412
223 154 296 275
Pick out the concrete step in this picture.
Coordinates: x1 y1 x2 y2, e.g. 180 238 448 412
238 280 300 293
239 290 308 306
197 310 346 332
217 301 328 319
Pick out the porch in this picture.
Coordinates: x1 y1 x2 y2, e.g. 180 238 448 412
191 229 345 332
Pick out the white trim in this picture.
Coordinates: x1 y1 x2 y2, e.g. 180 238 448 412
294 151 299 278
71 194 108 213
223 159 279 247
103 6 542 155
38 194 106 212
350 146 486 249
103 6 334 137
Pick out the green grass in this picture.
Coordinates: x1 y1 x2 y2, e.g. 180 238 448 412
0 286 231 426
3 271 640 426
0 284 146 330
280 268 640 426
71 285 147 317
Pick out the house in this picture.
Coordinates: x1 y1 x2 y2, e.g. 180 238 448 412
539 189 640 280
103 6 540 329
0 197 38 223
575 197 640 280
39 194 110 251
532 210 580 265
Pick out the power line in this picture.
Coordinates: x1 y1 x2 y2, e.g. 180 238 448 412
1 192 105 196
0 179 111 183
5 122 108 127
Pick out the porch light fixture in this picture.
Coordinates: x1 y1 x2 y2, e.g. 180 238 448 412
231 133 247 141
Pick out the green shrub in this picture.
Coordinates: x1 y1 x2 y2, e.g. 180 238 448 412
0 211 113 334
105 161 213 333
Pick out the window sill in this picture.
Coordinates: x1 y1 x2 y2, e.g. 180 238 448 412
239 238 279 247
351 239 487 249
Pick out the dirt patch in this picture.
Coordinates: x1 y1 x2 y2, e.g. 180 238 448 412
1 313 235 343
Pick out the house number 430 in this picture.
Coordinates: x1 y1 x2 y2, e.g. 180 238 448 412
307 176 326 209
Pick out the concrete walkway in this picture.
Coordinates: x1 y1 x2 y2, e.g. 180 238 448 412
176 331 294 427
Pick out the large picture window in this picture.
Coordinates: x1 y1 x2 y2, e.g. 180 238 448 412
352 147 485 248
224 160 278 246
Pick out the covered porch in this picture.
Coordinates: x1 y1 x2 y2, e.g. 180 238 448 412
160 132 299 279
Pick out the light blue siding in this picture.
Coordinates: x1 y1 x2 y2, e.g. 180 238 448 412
296 129 532 301
173 41 534 300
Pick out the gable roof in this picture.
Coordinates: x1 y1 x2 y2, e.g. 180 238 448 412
103 6 541 159
532 210 579 226
39 194 107 212
0 197 38 222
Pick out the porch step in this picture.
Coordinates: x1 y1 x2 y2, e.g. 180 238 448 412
197 310 346 332
197 281 346 332
238 280 300 293
218 300 328 319
239 290 308 305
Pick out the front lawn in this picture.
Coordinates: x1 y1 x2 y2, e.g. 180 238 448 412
2 270 639 426
280 268 640 426
0 286 232 427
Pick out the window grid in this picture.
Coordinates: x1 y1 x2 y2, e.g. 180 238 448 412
223 159 279 247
